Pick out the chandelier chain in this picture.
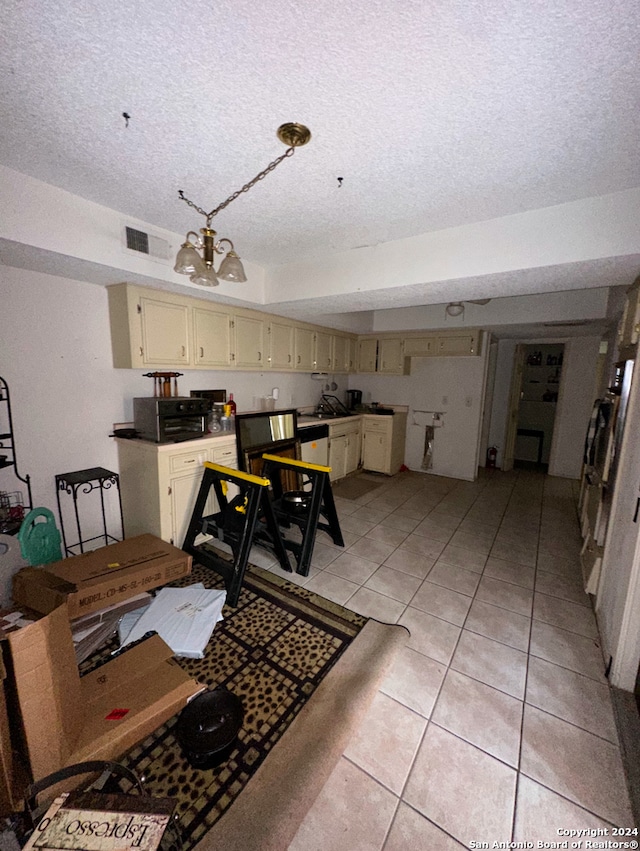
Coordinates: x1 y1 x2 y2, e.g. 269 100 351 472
179 147 295 228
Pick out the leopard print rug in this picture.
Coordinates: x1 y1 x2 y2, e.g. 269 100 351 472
80 562 367 850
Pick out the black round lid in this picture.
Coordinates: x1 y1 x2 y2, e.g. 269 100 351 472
177 687 244 757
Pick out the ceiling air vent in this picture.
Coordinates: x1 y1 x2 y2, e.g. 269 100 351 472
122 225 170 262
126 226 149 254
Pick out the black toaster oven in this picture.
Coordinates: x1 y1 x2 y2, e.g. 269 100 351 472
133 397 211 443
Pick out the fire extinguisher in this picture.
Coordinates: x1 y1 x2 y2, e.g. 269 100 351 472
487 446 498 468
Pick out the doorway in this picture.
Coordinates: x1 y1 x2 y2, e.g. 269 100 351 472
503 343 565 472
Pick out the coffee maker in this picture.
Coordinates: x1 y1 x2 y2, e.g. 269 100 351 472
346 389 362 411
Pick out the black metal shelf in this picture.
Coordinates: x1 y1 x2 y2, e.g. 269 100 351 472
0 376 32 533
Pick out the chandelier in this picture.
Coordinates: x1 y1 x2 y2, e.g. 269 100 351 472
174 123 311 287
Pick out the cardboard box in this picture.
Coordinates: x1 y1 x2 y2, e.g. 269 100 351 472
0 604 202 815
12 534 192 618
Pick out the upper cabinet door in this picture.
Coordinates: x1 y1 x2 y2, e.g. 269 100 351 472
357 338 378 373
403 337 434 357
268 320 295 370
140 296 190 365
314 330 333 371
347 337 358 372
233 314 265 368
193 305 233 367
436 334 478 356
294 327 315 371
378 338 404 374
332 334 348 374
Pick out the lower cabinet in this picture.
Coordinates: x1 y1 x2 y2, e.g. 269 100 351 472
328 420 362 482
116 435 237 546
361 413 407 475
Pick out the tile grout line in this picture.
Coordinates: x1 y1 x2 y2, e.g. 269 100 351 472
510 471 544 843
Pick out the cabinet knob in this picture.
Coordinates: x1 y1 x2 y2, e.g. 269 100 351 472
288 354 292 362
200 347 204 358
297 355 301 364
258 351 262 361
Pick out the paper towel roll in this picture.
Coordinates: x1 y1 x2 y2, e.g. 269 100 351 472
0 533 28 607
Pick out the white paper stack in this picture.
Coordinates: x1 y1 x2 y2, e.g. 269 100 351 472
121 584 226 659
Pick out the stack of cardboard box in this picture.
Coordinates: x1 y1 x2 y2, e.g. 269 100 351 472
0 535 203 814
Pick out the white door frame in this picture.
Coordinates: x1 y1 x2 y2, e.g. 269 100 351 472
503 344 525 471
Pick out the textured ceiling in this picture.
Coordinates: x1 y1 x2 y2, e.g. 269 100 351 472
1 0 640 326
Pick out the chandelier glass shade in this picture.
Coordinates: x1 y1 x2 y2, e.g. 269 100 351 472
174 123 311 287
174 231 246 286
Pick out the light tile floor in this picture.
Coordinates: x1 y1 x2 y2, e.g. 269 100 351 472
254 468 636 848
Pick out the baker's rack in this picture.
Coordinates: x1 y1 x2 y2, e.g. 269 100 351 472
0 376 32 534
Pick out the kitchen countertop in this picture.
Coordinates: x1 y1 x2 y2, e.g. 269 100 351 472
297 415 361 426
113 432 237 450
113 406 409 447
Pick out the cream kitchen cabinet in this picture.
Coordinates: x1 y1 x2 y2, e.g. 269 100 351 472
377 338 406 374
332 334 349 374
334 332 361 373
108 283 356 374
347 337 358 372
294 326 315 371
357 337 406 374
108 283 192 368
193 304 233 367
328 434 347 483
361 412 407 475
116 435 237 547
436 333 479 356
328 419 362 482
268 319 295 370
345 423 362 475
403 337 435 357
358 338 378 373
313 330 333 372
232 313 265 368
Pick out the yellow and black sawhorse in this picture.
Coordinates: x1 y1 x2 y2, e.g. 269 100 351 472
182 462 292 607
182 457 344 605
260 453 344 577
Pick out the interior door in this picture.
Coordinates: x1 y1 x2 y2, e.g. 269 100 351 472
503 344 525 471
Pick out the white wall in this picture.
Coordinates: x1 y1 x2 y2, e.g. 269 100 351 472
349 348 488 481
0 164 267 307
549 337 601 478
267 188 640 303
373 288 611 333
0 266 345 540
4 165 640 315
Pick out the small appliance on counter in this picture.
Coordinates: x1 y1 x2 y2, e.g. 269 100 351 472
190 390 228 433
133 396 211 443
190 389 227 403
346 389 362 410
